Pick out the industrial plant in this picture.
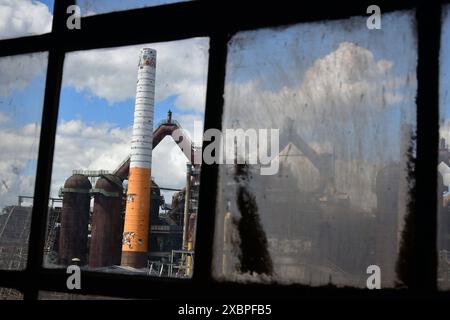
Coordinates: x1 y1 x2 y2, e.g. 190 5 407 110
47 48 202 276
0 48 450 298
0 48 201 282
214 123 450 287
52 54 199 277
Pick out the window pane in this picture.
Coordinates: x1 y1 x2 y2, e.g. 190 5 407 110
0 52 48 270
0 287 23 300
214 11 417 288
438 4 450 291
44 38 208 279
0 0 53 40
77 0 189 16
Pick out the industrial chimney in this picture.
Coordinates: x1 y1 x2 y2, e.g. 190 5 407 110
121 48 156 268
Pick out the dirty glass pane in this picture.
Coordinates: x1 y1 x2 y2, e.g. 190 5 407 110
77 0 189 16
0 52 48 270
44 38 208 280
0 287 23 300
438 4 450 291
214 11 417 288
0 0 53 40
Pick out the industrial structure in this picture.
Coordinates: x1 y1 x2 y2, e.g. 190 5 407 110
0 49 201 288
59 174 91 265
45 106 200 276
438 137 450 283
89 174 124 268
43 106 201 276
1 119 450 291
215 121 429 287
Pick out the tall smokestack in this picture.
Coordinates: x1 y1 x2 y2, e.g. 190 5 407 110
121 48 156 268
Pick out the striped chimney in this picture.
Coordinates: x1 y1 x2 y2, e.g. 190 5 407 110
121 48 156 268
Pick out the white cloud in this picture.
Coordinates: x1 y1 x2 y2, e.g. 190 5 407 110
63 38 209 111
225 42 415 131
0 52 47 96
50 120 132 196
0 123 41 208
0 0 52 39
223 41 416 211
0 1 50 117
298 42 411 109
224 42 416 167
50 119 188 201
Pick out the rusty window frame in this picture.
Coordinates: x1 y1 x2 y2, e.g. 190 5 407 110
0 0 446 300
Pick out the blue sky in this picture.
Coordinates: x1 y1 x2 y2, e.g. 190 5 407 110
58 86 190 129
39 0 53 13
0 74 46 128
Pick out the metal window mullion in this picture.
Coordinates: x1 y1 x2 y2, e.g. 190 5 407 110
0 1 420 58
0 34 53 57
22 46 65 303
192 32 229 285
23 0 75 300
410 2 441 291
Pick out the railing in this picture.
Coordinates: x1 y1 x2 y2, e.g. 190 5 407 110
72 169 111 176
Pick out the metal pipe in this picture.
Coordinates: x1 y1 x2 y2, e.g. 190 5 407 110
222 211 232 276
182 164 192 251
181 164 192 275
186 213 196 276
